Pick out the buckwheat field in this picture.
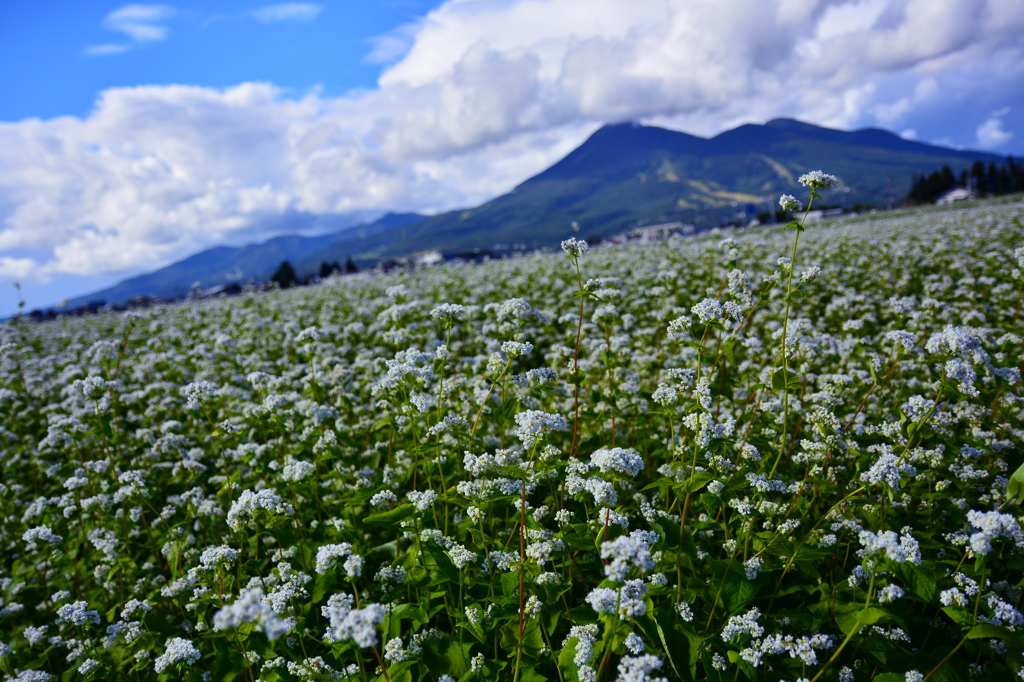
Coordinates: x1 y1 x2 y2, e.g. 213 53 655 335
2 178 1023 682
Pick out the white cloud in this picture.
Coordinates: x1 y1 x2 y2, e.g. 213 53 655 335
85 4 176 56
8 0 1024 286
251 3 323 23
0 256 38 282
976 107 1014 148
83 43 133 57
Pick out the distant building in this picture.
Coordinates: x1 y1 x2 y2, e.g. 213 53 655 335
803 208 845 224
608 222 691 245
935 187 977 205
415 251 444 266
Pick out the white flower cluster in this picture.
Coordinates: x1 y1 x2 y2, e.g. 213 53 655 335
860 446 916 489
965 510 1024 556
430 303 467 321
407 489 438 511
561 238 589 257
600 530 657 581
182 380 214 409
22 526 62 551
615 653 667 682
153 637 200 673
589 447 644 477
55 601 100 626
798 170 840 189
586 579 649 619
857 529 921 564
226 488 294 531
315 543 362 577
563 624 600 682
321 595 386 648
514 410 567 449
213 588 292 640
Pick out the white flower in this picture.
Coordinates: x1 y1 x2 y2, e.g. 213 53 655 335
322 600 386 648
624 632 645 655
601 531 657 581
407 489 438 511
153 637 201 673
691 298 724 325
430 303 467 321
966 510 1024 556
798 170 839 189
615 654 665 682
589 447 644 477
743 556 762 580
721 607 763 640
779 195 802 212
315 543 354 575
182 380 214 409
513 410 567 449
370 490 398 506
56 601 100 626
561 238 589 257
226 488 294 531
213 588 291 640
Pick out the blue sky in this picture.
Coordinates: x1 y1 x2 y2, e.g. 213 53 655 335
2 0 1023 313
0 1 444 122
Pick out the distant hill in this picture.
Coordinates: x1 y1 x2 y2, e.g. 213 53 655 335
66 212 423 307
71 118 1005 305
340 118 1005 260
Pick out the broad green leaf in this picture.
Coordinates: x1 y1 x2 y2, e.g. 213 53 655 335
362 503 416 528
834 605 887 636
1007 460 1024 505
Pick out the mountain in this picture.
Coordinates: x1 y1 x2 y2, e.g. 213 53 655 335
65 212 423 307
331 118 1004 261
71 118 1005 306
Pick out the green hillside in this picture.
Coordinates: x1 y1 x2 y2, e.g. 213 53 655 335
342 119 1004 259
71 118 1005 305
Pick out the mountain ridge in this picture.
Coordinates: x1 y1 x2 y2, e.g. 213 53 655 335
69 118 1007 306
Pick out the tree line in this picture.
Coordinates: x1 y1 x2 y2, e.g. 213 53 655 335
907 158 1023 204
270 257 358 289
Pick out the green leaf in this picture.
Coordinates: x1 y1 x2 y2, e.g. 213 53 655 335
392 603 429 626
424 544 461 584
558 640 583 682
362 504 415 528
500 619 545 662
967 622 1024 646
678 470 716 494
834 605 886 636
421 637 473 678
641 477 675 492
654 608 694 682
1007 460 1024 505
491 464 530 481
941 606 974 626
700 649 725 682
771 368 787 390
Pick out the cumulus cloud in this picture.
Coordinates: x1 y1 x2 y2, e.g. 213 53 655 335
84 4 176 56
251 3 323 23
976 107 1014 148
7 0 1024 285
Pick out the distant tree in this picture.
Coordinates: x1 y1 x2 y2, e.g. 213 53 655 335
907 158 1024 204
271 261 298 289
319 261 340 278
344 256 358 274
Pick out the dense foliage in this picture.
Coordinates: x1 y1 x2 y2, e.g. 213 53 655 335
1 186 1023 682
907 160 1024 204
